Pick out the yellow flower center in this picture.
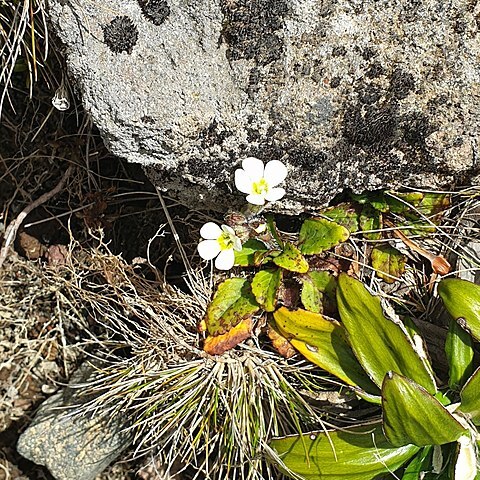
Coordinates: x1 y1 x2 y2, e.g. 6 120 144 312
218 232 235 251
252 178 269 196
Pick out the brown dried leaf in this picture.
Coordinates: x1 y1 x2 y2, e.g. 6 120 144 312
203 317 253 355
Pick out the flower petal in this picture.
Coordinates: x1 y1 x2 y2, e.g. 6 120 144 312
264 160 288 187
221 225 236 235
215 248 235 270
198 239 221 260
235 169 253 194
265 187 285 202
242 157 264 182
233 236 242 251
200 222 222 240
246 193 266 205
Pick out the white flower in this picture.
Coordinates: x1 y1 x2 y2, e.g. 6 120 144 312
197 222 242 270
234 157 288 205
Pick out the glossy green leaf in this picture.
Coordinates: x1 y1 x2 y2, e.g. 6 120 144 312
402 446 433 480
320 203 359 233
359 205 383 240
300 271 337 314
204 278 259 336
269 422 419 480
459 367 480 425
417 193 450 219
337 274 436 393
371 245 407 283
299 218 350 255
251 269 281 312
234 239 269 266
445 319 474 390
382 372 467 447
273 242 309 273
438 278 480 341
351 191 390 212
273 307 379 395
386 191 424 214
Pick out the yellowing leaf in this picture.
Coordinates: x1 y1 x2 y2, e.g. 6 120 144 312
382 372 468 447
299 218 350 255
273 307 378 395
204 278 259 336
251 269 281 312
269 422 419 480
371 245 406 283
273 242 309 273
203 317 253 355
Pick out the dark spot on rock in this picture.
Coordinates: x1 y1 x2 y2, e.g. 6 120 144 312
287 146 328 172
361 46 377 60
199 119 232 149
141 115 155 124
343 102 398 147
365 61 385 79
401 112 435 147
331 46 346 57
220 0 289 66
247 67 262 96
357 84 382 105
103 16 138 54
389 68 415 99
330 76 341 88
138 0 170 26
294 63 311 76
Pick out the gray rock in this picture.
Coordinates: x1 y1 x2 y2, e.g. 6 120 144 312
17 364 131 480
47 0 480 212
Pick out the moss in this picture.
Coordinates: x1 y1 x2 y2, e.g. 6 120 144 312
137 0 170 26
103 16 138 54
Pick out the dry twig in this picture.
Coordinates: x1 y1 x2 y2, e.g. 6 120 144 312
0 164 74 270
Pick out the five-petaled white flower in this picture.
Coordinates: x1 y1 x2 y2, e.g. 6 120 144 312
234 157 288 206
197 222 242 270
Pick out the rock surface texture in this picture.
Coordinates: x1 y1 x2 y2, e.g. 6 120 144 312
48 0 480 212
17 364 131 480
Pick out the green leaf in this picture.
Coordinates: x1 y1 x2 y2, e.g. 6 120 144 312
371 245 407 283
320 203 359 233
382 372 467 447
386 191 424 214
417 193 450 219
234 239 269 266
336 274 436 393
351 191 390 212
402 446 433 480
300 271 337 314
359 205 383 240
445 319 474 390
273 307 379 395
269 422 419 480
273 242 309 273
438 278 480 341
299 218 350 255
459 367 480 425
204 278 259 336
251 269 282 312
